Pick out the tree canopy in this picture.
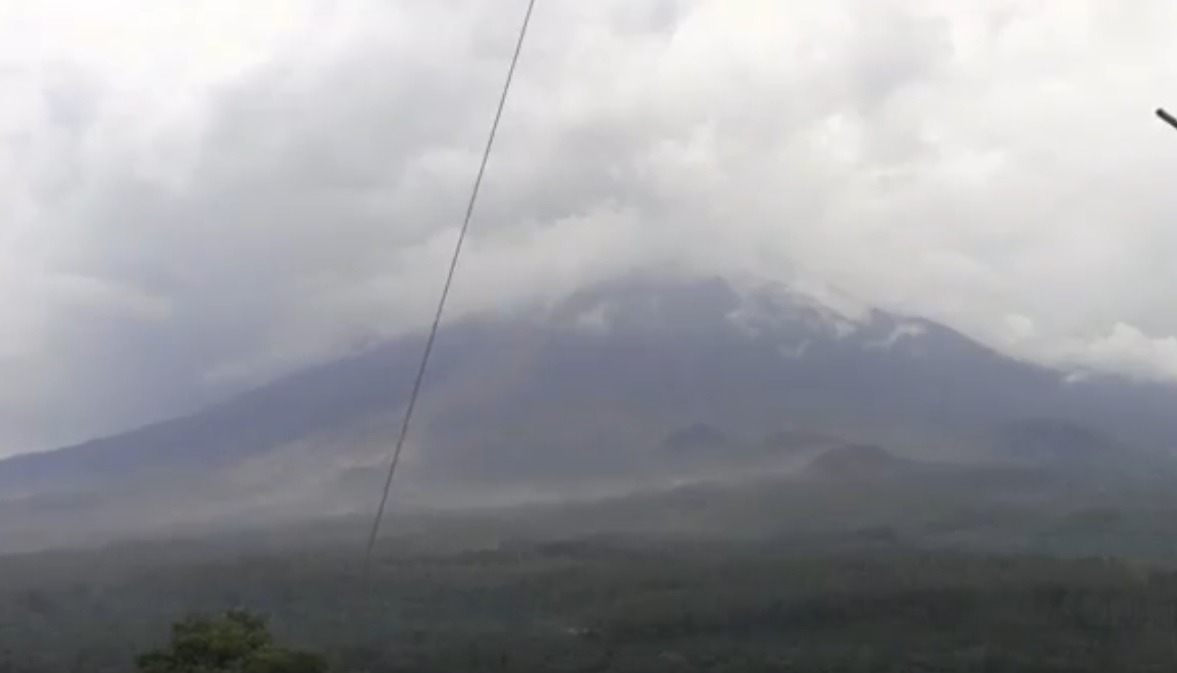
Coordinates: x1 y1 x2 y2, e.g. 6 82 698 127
135 610 327 673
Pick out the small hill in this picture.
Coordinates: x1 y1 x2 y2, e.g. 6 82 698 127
805 444 909 480
761 429 840 454
660 423 733 458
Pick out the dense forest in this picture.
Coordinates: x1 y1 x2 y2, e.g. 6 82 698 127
4 534 1177 672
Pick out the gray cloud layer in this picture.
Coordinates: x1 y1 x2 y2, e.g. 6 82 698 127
2 0 1177 454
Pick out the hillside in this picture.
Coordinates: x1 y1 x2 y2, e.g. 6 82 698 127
2 276 1177 552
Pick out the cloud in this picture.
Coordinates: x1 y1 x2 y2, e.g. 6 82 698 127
2 0 1177 453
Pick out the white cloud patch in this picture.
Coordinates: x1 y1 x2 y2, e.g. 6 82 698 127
865 323 928 351
1 0 1177 453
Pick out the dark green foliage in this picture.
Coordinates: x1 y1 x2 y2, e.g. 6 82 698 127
135 610 326 673
132 610 326 673
4 538 1177 671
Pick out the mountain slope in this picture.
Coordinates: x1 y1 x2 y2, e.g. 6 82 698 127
2 275 1177 552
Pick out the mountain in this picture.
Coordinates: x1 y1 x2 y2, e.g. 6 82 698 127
2 274 1177 553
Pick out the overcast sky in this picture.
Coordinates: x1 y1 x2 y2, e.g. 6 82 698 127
3 0 1177 454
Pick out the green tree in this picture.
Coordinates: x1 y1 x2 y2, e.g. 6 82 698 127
136 610 327 673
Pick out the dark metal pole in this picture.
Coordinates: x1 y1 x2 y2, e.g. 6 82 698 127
1157 108 1177 131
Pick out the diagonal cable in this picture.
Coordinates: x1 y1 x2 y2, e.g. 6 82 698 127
363 0 539 569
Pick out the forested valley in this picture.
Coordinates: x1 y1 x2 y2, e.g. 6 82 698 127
6 532 1177 673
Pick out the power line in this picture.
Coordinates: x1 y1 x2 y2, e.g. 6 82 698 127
1158 108 1177 131
363 0 539 569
